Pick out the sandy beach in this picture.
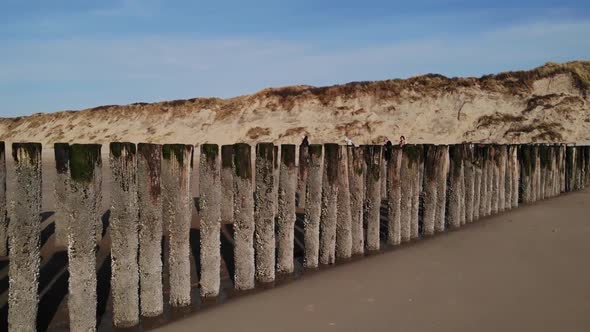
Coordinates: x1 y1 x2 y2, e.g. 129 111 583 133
156 187 590 332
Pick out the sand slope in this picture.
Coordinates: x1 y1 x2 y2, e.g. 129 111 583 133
1 61 589 145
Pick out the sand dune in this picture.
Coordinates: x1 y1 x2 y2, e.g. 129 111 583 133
1 61 589 145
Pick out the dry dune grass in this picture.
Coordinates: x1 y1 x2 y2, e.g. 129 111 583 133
0 61 589 146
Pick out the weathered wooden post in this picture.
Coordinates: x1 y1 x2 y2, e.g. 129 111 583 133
66 144 101 331
8 143 42 331
557 144 564 193
550 144 556 195
457 145 466 226
532 145 541 201
221 145 234 223
490 145 500 214
545 145 552 197
364 145 382 251
273 145 280 215
411 145 424 237
0 142 7 256
53 143 70 248
303 145 323 268
559 145 566 194
277 144 297 274
464 144 476 223
233 143 255 289
109 142 140 327
380 152 387 199
576 146 584 190
422 145 438 236
137 143 164 317
320 144 339 264
555 144 562 192
539 144 551 199
162 144 193 306
479 145 489 216
504 145 513 209
336 145 352 260
94 146 103 242
400 146 412 241
519 145 530 203
533 144 540 199
447 145 463 229
200 144 222 295
584 146 590 187
400 145 421 240
348 146 365 253
498 145 507 212
550 145 559 197
566 145 575 192
529 144 537 201
385 145 402 244
485 145 494 215
435 145 449 232
254 143 275 282
297 143 309 209
537 145 544 198
472 145 482 221
511 145 519 208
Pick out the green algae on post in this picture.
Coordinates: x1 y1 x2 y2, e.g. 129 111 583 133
233 143 252 180
201 144 219 163
54 143 70 174
69 144 101 183
12 142 42 165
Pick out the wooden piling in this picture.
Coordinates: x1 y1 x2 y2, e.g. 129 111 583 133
336 145 352 260
200 144 222 295
363 145 382 251
233 143 255 289
162 144 193 306
66 144 101 331
303 145 323 268
435 145 449 232
348 146 366 253
53 143 70 248
422 145 438 235
0 142 6 256
386 145 402 244
137 143 164 316
464 144 476 222
297 144 309 209
8 143 42 331
254 143 275 282
109 142 140 327
221 145 234 224
447 145 463 229
472 145 482 221
277 144 297 274
411 145 424 238
319 144 339 264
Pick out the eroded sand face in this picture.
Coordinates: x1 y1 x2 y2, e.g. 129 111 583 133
1 62 589 147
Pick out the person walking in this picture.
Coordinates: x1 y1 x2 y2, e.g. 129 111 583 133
301 135 309 147
399 135 406 147
345 136 355 147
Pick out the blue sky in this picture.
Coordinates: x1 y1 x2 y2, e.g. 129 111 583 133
1 0 589 117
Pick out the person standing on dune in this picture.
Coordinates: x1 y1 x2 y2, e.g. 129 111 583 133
301 135 309 147
345 136 355 147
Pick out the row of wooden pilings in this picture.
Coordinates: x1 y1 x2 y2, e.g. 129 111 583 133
0 141 589 331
